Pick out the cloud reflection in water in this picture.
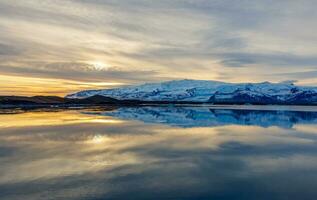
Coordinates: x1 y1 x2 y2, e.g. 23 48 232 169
0 107 316 200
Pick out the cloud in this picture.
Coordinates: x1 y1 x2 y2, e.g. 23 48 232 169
272 70 317 81
0 0 317 95
218 53 317 68
0 43 22 56
0 62 161 83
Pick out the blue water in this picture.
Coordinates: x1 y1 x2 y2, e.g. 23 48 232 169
0 106 317 200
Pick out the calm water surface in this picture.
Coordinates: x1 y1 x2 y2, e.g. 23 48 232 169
1 106 317 200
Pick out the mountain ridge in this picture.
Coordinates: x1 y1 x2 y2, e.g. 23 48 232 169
66 79 317 105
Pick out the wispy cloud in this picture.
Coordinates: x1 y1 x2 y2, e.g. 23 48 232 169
0 0 316 95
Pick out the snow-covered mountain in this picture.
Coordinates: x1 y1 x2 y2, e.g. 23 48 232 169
66 79 317 104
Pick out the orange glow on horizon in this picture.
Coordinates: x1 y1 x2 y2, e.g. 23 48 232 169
0 74 123 97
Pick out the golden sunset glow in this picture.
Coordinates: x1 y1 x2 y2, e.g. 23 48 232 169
88 61 111 71
0 75 123 96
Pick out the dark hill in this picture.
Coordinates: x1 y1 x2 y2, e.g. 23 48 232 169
65 95 122 104
0 96 66 105
0 95 141 108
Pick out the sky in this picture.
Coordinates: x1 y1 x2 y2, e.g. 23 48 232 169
0 0 317 96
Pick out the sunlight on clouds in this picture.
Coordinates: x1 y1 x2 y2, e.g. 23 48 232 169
0 0 316 96
296 78 317 86
87 61 111 70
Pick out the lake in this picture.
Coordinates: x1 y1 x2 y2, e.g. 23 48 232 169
1 106 317 200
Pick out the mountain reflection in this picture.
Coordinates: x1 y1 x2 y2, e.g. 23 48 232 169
85 106 317 128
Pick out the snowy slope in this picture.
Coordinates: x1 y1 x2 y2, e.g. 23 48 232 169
66 79 317 104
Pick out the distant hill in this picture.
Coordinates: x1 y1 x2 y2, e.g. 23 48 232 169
0 96 66 105
0 95 140 108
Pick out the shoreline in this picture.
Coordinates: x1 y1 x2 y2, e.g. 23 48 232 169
1 103 317 112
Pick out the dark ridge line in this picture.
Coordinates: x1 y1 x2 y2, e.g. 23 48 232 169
1 94 317 109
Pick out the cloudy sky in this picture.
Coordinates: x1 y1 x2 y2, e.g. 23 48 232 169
0 0 317 96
